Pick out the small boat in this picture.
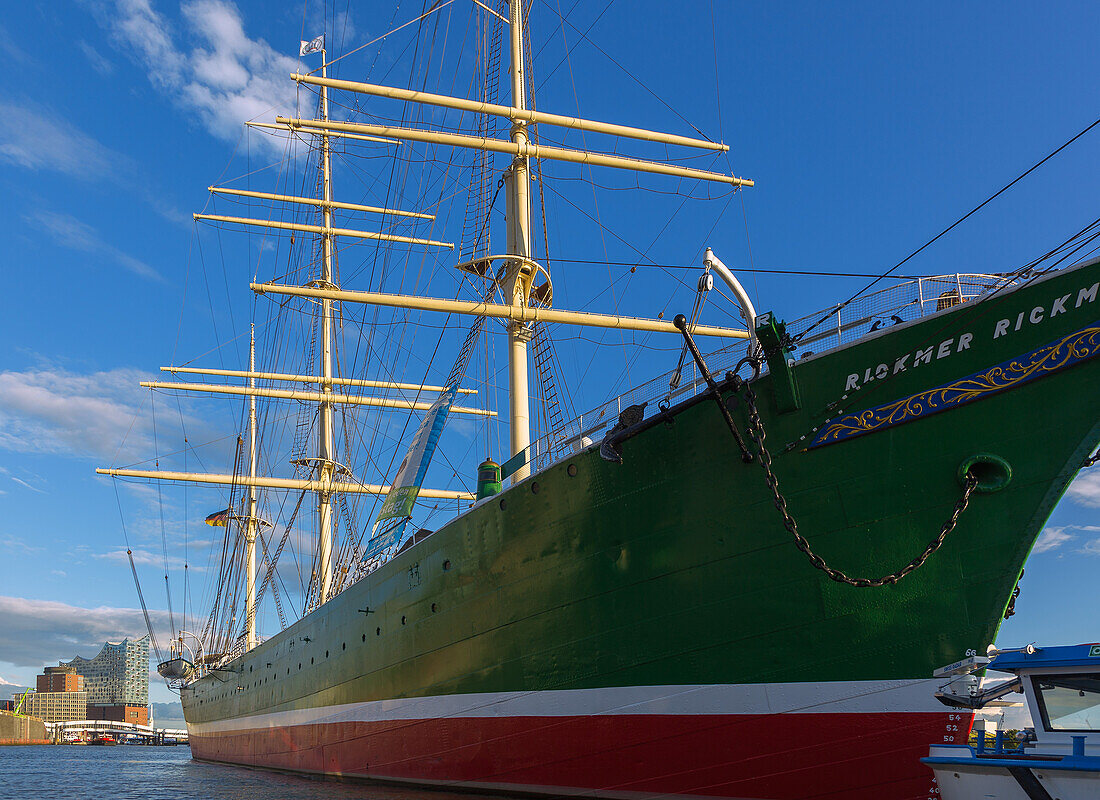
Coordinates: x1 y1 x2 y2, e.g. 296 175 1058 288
88 734 117 746
923 643 1100 799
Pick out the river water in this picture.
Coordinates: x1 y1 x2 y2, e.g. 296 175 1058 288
0 745 494 800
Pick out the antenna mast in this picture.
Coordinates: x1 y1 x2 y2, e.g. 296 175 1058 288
504 0 533 480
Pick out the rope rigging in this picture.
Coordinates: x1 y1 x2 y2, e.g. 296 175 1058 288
794 114 1100 345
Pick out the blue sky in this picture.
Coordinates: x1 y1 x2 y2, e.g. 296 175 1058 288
0 1 1097 706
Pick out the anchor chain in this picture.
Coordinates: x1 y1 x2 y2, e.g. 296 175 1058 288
738 374 979 588
1003 569 1024 619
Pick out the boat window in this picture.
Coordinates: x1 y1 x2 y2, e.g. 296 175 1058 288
1034 673 1100 731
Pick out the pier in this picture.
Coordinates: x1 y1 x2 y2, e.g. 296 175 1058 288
47 719 188 745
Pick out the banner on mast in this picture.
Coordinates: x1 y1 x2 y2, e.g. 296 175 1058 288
300 34 325 56
362 384 459 562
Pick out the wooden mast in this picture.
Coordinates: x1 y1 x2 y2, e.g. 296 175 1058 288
505 0 533 481
245 325 257 649
316 48 336 605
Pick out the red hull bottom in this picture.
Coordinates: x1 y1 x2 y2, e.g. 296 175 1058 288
191 711 966 799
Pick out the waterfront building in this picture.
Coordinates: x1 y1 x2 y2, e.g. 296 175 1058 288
37 665 83 694
87 703 149 725
63 635 149 706
12 690 87 723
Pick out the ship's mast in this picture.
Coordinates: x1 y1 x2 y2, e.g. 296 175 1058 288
316 50 336 603
245 325 257 649
505 0 533 480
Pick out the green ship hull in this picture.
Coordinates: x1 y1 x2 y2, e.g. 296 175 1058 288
183 261 1100 799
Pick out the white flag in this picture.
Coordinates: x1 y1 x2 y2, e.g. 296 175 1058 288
299 34 325 56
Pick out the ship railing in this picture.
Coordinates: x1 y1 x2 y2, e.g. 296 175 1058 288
785 273 1021 355
510 272 1019 482
512 337 752 477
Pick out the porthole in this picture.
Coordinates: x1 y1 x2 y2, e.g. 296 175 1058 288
325 650 330 658
431 603 438 613
567 463 578 477
531 481 540 494
249 665 253 673
310 657 314 665
298 663 301 670
499 499 506 510
376 627 381 636
401 615 407 625
443 559 451 570
342 642 346 651
362 634 366 643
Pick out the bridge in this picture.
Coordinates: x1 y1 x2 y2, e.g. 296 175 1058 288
46 719 188 745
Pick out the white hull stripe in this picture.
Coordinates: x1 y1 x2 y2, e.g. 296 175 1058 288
187 678 947 736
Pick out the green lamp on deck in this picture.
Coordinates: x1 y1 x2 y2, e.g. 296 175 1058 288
476 459 502 500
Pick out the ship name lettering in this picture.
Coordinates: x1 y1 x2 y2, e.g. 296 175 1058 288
841 278 1096 391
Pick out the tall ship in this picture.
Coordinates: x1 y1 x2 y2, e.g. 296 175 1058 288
100 3 1100 798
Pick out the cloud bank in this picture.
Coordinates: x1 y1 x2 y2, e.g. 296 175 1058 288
0 366 153 461
0 596 169 668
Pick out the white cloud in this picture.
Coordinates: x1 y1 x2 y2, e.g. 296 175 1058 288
0 674 18 687
1066 470 1100 508
102 0 300 148
1032 526 1075 554
0 25 29 63
0 98 186 228
8 477 45 495
1081 538 1100 556
0 366 153 460
1032 524 1100 555
0 100 121 178
78 40 116 75
0 596 169 667
25 210 162 282
0 535 42 554
95 548 200 571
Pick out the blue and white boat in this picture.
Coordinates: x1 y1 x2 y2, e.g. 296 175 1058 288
923 643 1100 799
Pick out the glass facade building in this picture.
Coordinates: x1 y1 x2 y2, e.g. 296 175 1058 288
63 635 149 706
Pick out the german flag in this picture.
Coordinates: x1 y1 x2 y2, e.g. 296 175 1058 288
204 508 231 527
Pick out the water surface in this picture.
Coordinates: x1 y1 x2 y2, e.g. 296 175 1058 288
0 745 496 800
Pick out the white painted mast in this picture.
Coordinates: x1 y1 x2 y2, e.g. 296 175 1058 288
505 0 533 481
316 48 336 604
245 325 258 650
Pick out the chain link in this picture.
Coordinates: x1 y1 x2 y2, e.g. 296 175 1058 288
739 378 979 588
1003 569 1023 619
